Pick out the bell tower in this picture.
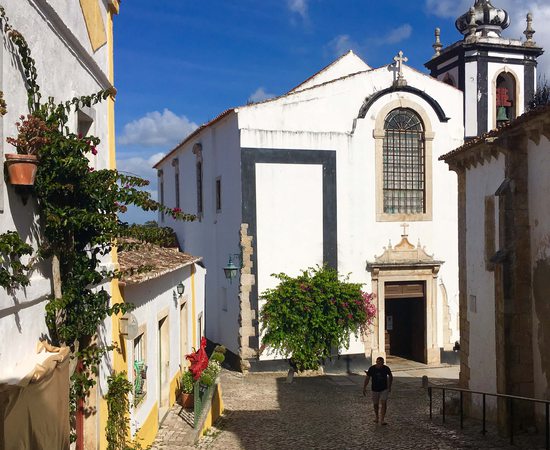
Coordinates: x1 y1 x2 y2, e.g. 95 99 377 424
425 0 544 139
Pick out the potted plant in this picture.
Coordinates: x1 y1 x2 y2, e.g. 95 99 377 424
178 370 195 408
4 114 50 185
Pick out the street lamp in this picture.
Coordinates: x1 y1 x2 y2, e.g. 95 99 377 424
223 254 240 283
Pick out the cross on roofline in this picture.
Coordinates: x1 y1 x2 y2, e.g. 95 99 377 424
401 223 409 237
394 50 408 80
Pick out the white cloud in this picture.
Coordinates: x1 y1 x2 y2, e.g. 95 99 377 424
118 109 197 148
288 0 308 18
386 24 413 44
425 0 470 18
248 87 276 103
327 34 361 58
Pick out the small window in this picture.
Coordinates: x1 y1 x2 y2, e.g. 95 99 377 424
133 333 147 406
159 170 165 223
215 177 221 212
196 161 203 216
173 158 180 209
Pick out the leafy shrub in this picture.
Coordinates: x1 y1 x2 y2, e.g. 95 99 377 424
210 352 225 364
260 265 376 372
180 370 194 394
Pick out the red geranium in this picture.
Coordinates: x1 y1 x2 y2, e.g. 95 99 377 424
186 337 209 381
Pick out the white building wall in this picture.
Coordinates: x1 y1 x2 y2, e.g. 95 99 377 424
238 68 463 356
0 1 112 381
464 60 479 137
123 264 205 435
158 113 242 355
464 154 506 410
527 135 550 404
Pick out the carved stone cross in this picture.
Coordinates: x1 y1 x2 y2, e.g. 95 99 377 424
401 223 409 237
394 51 408 80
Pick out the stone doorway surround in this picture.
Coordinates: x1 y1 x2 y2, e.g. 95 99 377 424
367 231 443 365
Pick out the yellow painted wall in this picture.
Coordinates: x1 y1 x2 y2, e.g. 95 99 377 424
79 0 107 51
134 402 159 448
169 372 180 406
200 384 225 437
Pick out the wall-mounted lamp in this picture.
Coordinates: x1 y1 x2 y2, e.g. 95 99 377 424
223 254 241 283
176 282 185 295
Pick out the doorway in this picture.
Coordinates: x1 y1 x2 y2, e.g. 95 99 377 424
158 315 170 422
384 282 426 363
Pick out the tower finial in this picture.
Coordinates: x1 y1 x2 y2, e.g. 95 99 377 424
523 12 536 47
433 28 443 57
456 0 510 38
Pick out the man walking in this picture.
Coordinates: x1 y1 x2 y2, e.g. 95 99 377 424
363 356 393 425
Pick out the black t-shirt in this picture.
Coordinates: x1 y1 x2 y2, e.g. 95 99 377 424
367 364 392 392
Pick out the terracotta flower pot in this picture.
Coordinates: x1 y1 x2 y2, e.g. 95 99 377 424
4 153 38 186
178 392 194 408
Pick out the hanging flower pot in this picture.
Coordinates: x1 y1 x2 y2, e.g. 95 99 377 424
4 153 38 186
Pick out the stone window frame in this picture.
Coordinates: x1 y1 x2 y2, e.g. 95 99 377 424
193 143 204 219
172 158 180 209
492 67 520 130
132 324 147 409
158 169 164 223
374 99 434 222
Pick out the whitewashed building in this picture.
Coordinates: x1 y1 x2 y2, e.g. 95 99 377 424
154 47 465 371
441 106 550 430
0 1 120 448
118 243 205 442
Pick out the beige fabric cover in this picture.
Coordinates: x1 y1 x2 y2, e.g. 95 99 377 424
0 344 70 450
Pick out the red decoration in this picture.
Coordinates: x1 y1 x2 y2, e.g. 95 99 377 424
186 337 209 381
496 87 512 107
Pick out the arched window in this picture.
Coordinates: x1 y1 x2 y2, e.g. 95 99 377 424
383 108 425 214
496 72 516 127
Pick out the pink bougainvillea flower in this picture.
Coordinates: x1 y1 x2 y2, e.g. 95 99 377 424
91 146 98 155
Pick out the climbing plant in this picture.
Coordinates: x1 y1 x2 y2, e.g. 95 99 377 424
0 5 194 444
0 230 32 291
260 265 376 372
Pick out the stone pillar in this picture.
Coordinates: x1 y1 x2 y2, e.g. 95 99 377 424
238 223 256 372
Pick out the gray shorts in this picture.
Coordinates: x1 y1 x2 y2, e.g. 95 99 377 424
372 389 389 403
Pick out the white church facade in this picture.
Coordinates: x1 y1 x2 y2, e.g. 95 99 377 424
154 0 543 372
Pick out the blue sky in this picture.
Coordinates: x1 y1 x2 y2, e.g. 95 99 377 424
114 0 550 223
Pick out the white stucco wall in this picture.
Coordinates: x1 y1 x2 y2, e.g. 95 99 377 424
464 153 506 410
123 264 205 434
0 1 112 381
464 59 479 137
158 113 243 355
527 135 550 405
162 61 464 362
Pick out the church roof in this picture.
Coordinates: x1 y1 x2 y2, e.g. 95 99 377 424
287 50 370 93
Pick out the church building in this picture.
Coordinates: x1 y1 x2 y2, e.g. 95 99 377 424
154 0 542 372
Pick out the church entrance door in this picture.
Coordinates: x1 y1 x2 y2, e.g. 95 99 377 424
384 282 426 363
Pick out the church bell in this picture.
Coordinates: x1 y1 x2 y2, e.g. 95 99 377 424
496 106 509 123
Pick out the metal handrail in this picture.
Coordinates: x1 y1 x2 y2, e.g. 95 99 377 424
428 385 550 449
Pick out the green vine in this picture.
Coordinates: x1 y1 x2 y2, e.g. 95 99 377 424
105 372 144 450
0 5 195 445
0 231 32 291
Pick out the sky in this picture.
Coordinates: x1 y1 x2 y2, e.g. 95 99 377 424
114 0 550 224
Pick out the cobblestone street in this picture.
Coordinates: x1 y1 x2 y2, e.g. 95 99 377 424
153 361 547 450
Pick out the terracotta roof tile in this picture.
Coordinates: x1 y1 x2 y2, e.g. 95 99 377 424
118 242 201 285
440 104 550 162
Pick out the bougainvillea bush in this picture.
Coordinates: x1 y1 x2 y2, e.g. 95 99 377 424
260 265 376 372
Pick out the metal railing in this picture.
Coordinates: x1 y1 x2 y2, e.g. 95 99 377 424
428 385 550 449
193 380 216 427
